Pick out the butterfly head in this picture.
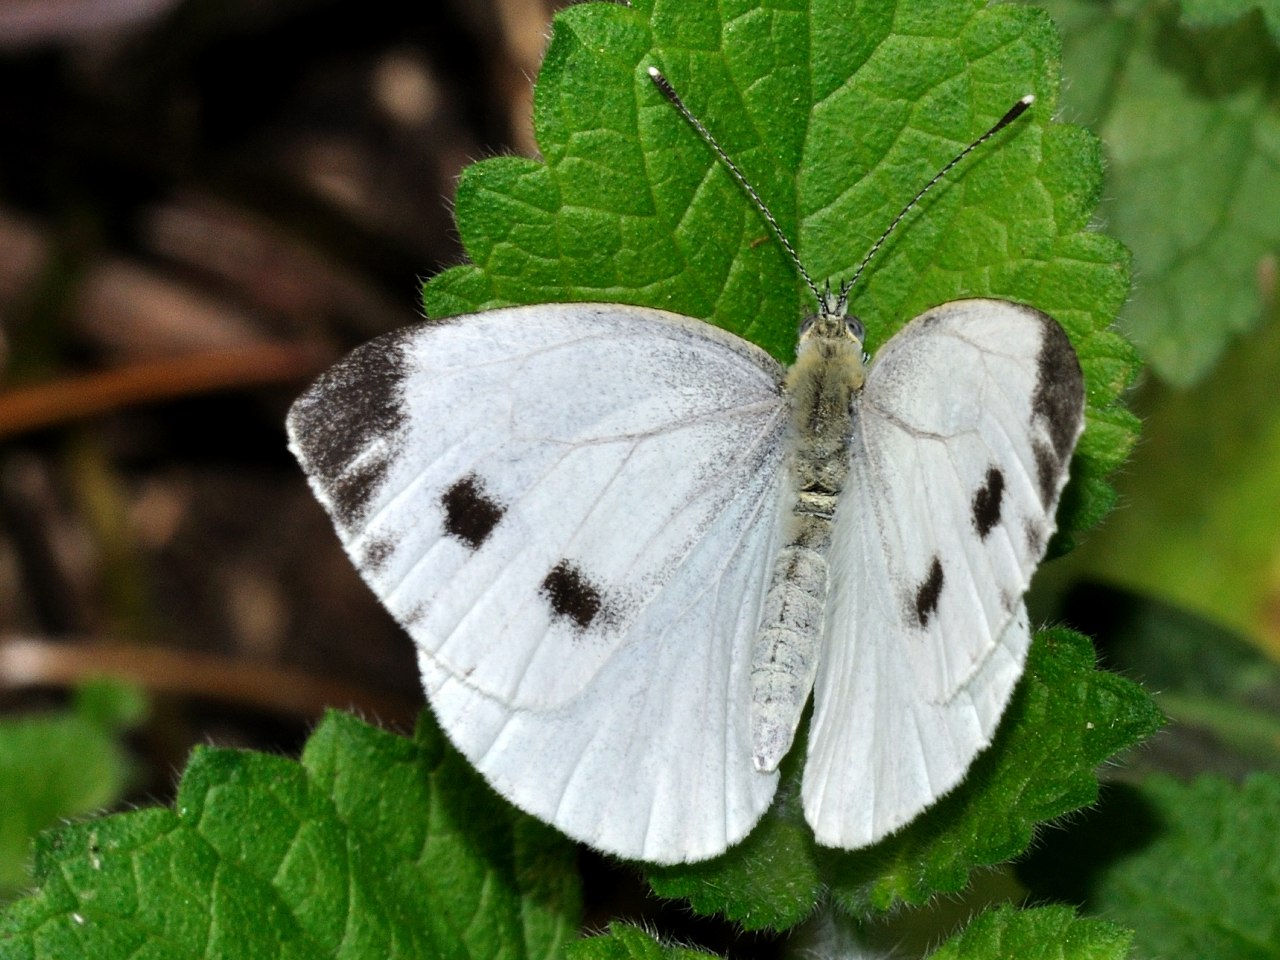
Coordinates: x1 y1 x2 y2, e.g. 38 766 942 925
793 291 869 390
799 308 864 346
799 284 867 353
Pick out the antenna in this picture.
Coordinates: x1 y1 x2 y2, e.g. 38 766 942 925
648 67 825 311
834 95 1033 315
648 66 1033 318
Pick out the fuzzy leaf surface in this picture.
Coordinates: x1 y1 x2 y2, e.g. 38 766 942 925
927 904 1131 960
567 924 718 960
649 630 1162 925
0 711 580 960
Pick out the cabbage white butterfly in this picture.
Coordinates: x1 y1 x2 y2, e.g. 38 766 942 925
287 69 1084 864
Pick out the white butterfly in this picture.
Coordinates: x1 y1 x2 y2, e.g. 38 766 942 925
286 75 1085 865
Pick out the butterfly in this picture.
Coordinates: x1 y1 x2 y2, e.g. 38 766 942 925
286 72 1085 865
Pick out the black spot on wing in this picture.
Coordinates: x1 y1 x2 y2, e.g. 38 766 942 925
287 326 416 525
541 560 603 630
1028 314 1085 504
913 556 944 628
441 474 506 549
971 466 1005 539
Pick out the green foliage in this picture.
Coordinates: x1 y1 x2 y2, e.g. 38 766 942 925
0 681 141 897
1023 775 1280 959
1044 0 1280 386
425 0 1138 548
644 749 823 932
0 712 580 959
1090 776 1280 958
25 0 1278 954
572 903 1136 958
1070 589 1280 776
926 904 1132 960
568 924 716 960
831 631 1161 914
1058 285 1280 648
1181 0 1280 37
647 631 1160 928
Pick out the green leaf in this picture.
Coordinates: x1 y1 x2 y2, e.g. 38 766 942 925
567 923 718 960
648 630 1162 926
1028 775 1280 959
1066 589 1280 776
926 904 1132 960
0 682 141 897
1044 0 1280 385
425 0 1136 546
0 711 580 960
645 747 821 931
828 629 1161 914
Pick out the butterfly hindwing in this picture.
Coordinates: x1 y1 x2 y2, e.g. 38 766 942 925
287 302 791 863
419 440 788 861
802 299 1085 849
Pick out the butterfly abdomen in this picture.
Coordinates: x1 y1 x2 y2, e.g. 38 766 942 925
750 327 865 773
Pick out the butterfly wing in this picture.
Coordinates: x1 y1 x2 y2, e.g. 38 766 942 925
802 299 1085 849
287 302 791 863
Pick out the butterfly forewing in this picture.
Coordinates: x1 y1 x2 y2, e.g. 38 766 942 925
802 299 1084 849
287 302 792 863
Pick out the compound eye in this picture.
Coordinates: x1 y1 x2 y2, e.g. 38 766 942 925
845 315 866 341
799 314 820 335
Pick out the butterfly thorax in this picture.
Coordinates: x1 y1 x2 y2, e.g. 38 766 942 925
749 311 867 773
786 316 866 525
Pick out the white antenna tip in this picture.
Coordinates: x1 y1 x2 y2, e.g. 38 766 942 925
1020 94 1035 105
648 66 662 79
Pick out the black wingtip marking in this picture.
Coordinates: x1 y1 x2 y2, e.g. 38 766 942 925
913 556 945 628
541 560 603 629
1024 517 1046 558
441 474 506 549
288 327 415 525
360 536 394 573
1032 316 1085 459
971 466 1005 539
1033 440 1058 506
1029 315 1085 505
330 455 391 525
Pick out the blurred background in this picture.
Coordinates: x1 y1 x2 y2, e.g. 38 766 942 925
0 0 565 877
1 1 1278 949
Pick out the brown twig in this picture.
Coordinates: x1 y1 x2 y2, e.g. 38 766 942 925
0 635 421 727
0 342 330 440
